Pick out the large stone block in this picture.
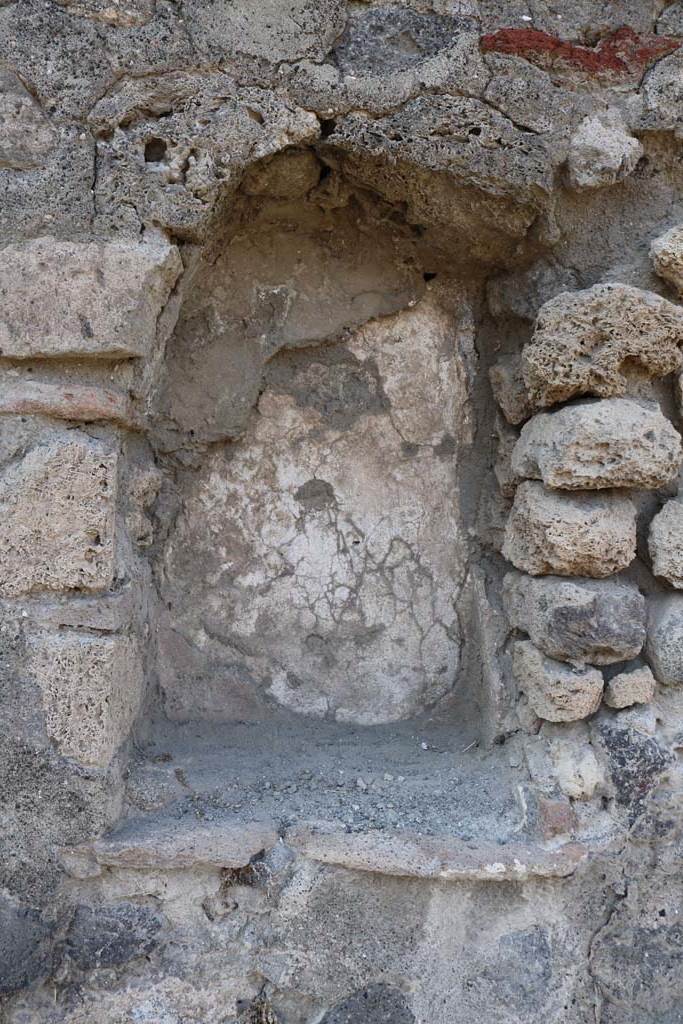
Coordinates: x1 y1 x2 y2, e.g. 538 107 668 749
512 641 603 722
522 284 683 409
646 595 683 686
649 499 683 588
503 572 646 666
502 482 636 578
29 633 143 768
0 437 117 597
511 398 682 490
0 236 181 359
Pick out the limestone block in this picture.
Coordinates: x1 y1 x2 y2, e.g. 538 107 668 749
604 666 656 709
0 236 181 359
502 482 636 578
503 572 645 666
0 437 117 597
28 633 143 768
649 499 683 588
546 725 606 800
522 284 683 409
651 224 683 295
511 398 682 490
646 595 683 686
566 114 643 191
489 354 533 425
512 641 603 722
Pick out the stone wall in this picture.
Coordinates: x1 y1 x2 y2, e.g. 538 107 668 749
2 2 683 1022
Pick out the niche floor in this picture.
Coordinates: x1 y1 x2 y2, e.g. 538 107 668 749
125 711 526 844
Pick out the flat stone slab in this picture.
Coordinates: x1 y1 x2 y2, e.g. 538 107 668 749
63 817 587 883
87 819 280 871
287 825 588 881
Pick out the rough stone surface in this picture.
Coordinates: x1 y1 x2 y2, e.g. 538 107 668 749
65 903 161 970
512 641 603 722
604 666 656 709
0 236 181 359
646 595 683 686
566 113 643 191
489 353 533 425
28 633 143 768
503 572 646 666
649 498 683 589
0 436 117 597
651 223 683 295
502 482 637 578
0 380 135 426
0 69 56 171
522 284 683 409
511 398 682 490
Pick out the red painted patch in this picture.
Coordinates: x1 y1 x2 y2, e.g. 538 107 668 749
480 26 680 77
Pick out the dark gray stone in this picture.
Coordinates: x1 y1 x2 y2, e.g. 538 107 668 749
320 984 414 1024
65 902 162 970
504 573 646 666
0 898 52 994
333 7 466 76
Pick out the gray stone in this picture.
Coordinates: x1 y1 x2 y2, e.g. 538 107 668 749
522 284 683 410
489 354 533 426
65 903 161 970
0 898 52 995
503 573 646 666
28 633 144 768
502 482 637 578
566 114 643 191
651 223 683 296
0 69 56 170
649 499 683 589
0 236 182 359
511 399 682 490
646 595 683 686
487 259 580 322
512 641 603 722
0 436 117 598
320 984 415 1024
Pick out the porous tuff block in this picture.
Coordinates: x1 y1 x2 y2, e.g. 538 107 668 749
604 666 656 709
0 437 117 597
649 499 683 589
512 641 603 722
512 398 682 490
502 481 636 578
522 284 683 409
29 632 143 768
503 572 645 666
0 236 181 359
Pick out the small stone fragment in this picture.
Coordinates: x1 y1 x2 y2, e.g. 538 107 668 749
28 633 143 768
522 284 683 409
0 380 135 427
503 572 646 666
649 499 683 588
566 114 643 191
489 353 533 425
651 223 683 295
502 482 636 578
536 795 578 839
513 641 603 722
604 666 656 709
511 398 682 490
0 236 182 359
487 259 580 322
646 595 683 686
0 437 117 597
